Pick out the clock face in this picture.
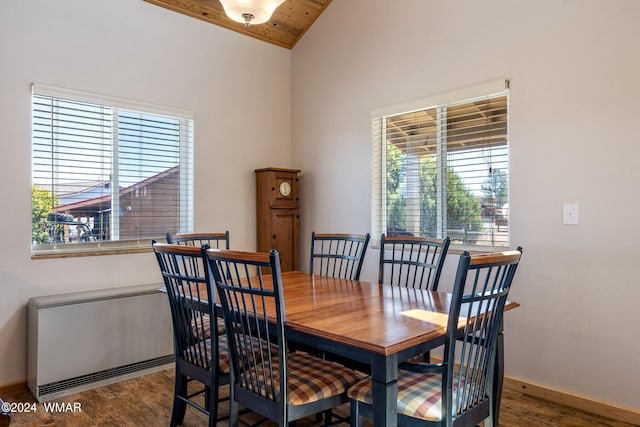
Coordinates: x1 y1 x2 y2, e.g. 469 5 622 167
279 181 292 197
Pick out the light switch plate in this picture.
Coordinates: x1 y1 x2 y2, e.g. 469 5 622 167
563 203 579 225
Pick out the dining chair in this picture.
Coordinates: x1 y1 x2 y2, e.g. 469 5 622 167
152 242 230 427
310 232 371 280
348 247 523 427
166 231 230 249
378 234 451 290
309 232 371 383
206 248 364 427
379 234 450 366
165 231 230 337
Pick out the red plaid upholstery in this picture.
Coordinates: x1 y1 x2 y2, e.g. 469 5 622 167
186 335 279 374
348 370 473 421
184 335 231 373
240 352 364 406
192 314 226 340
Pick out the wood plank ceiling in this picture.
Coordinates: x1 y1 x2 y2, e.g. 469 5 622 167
144 0 332 49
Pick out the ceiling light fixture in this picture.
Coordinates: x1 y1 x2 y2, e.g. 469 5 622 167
219 0 286 27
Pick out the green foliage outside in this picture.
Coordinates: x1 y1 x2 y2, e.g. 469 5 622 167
32 185 58 244
386 145 406 232
444 167 483 240
385 147 483 243
419 157 437 237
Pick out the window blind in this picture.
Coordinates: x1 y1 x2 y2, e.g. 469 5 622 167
31 84 194 255
371 80 509 247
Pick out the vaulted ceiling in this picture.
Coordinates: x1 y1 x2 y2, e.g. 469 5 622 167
144 0 332 49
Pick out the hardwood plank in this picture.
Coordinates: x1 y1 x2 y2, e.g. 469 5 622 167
504 377 640 426
2 369 636 427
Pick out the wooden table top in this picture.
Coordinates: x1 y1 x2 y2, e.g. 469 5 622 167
171 270 519 357
275 271 519 356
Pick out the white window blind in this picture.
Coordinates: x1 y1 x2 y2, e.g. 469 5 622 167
371 80 509 247
31 84 194 255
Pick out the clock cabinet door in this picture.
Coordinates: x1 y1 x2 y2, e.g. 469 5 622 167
270 209 299 272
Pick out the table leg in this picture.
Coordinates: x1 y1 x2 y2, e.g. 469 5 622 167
370 354 398 427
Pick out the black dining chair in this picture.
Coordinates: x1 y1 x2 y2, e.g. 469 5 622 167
206 248 364 427
307 231 371 422
166 231 230 249
379 234 450 366
152 242 230 427
349 248 523 427
165 231 230 337
379 234 451 290
310 232 370 280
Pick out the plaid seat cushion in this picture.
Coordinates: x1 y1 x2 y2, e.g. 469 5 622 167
192 314 226 340
348 370 477 421
185 334 279 375
183 334 232 373
240 352 364 406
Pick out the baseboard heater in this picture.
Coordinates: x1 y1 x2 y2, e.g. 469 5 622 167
27 283 174 402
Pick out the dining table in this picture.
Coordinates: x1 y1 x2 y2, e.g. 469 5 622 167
179 270 519 427
237 271 519 427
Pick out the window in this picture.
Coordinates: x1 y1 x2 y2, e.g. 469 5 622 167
372 80 509 247
31 84 193 256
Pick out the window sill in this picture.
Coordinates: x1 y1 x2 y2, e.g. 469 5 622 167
31 240 159 259
32 246 152 259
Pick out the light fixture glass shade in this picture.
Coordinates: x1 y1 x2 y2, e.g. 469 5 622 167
219 0 286 26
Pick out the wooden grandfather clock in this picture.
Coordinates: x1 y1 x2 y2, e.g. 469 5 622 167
255 168 301 272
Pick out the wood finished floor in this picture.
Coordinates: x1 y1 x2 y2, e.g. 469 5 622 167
3 369 635 427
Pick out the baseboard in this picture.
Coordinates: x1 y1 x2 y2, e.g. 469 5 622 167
0 380 27 396
503 377 640 425
429 355 638 425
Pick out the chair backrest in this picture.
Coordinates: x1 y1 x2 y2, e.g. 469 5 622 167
166 231 230 249
442 247 523 424
309 232 370 280
152 242 219 373
206 249 286 411
378 234 450 290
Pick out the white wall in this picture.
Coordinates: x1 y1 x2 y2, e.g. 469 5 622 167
292 0 640 411
0 0 291 385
